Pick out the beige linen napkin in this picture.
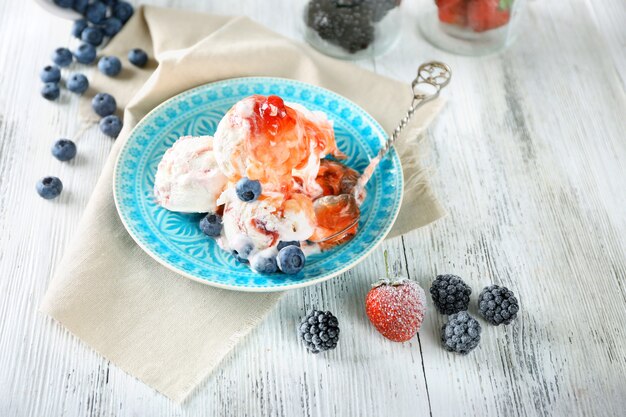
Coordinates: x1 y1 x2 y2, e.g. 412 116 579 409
40 5 445 402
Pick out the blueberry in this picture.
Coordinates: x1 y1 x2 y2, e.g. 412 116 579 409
51 139 77 161
67 73 89 94
36 176 63 200
235 177 262 202
73 43 97 64
41 82 60 101
277 240 301 251
40 65 61 83
232 253 249 263
101 17 123 37
99 115 123 138
113 1 134 23
232 241 254 263
128 48 148 67
53 0 73 8
81 26 104 46
71 19 88 39
101 0 118 5
277 246 306 274
72 0 88 14
85 2 107 24
251 256 278 274
98 56 122 76
199 213 222 237
51 47 73 67
91 93 116 117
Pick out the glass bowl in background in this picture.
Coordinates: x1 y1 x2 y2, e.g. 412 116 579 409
303 0 402 59
419 0 526 56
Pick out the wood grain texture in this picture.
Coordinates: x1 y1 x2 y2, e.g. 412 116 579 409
0 0 625 416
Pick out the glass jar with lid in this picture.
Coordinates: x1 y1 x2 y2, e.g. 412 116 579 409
303 0 402 59
419 0 526 56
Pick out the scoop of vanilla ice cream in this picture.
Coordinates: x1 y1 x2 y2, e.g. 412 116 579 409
213 96 340 198
154 135 227 213
213 98 254 180
216 188 316 261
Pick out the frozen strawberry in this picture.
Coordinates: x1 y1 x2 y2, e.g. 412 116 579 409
365 278 427 342
436 0 468 26
467 0 510 32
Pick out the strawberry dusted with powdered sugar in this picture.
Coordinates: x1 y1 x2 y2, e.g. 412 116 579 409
365 278 427 342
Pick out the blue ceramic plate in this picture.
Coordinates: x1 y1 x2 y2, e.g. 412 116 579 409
113 78 403 292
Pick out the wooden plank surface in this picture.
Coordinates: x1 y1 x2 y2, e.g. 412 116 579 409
0 0 624 416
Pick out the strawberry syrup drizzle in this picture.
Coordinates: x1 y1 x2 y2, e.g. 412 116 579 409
231 95 362 250
315 159 360 196
251 218 280 247
310 194 360 249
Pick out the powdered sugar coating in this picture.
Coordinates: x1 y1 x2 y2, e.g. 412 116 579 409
365 279 427 342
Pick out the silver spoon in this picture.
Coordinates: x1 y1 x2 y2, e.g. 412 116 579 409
310 61 452 244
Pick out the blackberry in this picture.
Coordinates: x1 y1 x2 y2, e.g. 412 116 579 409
298 310 340 353
441 311 481 354
430 274 472 315
478 285 519 325
337 22 375 53
306 0 344 42
335 0 365 6
306 0 375 53
364 0 399 22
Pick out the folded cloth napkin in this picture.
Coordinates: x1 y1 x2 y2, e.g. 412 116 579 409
40 5 446 402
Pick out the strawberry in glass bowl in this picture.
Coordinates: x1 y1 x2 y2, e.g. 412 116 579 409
420 0 525 56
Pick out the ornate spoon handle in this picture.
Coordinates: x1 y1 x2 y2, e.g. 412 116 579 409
353 62 452 200
310 62 452 244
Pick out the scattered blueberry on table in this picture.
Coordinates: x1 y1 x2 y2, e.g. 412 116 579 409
51 139 77 162
36 176 63 200
37 0 137 200
113 1 135 22
67 73 89 94
277 245 306 274
235 177 262 202
299 310 340 353
73 43 97 64
71 18 88 39
99 115 123 138
51 47 73 67
92 92 117 117
40 65 61 83
102 17 123 37
128 48 148 67
81 26 104 46
98 56 122 76
41 82 60 101
85 1 108 24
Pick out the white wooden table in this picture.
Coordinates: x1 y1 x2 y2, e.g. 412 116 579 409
1 0 625 415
